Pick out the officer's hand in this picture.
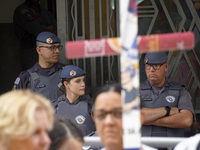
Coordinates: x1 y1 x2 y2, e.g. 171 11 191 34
170 107 179 116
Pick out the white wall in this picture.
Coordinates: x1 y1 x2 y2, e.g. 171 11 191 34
0 0 24 23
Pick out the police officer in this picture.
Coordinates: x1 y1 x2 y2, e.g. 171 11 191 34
13 32 63 102
13 0 57 70
140 52 194 137
54 65 96 136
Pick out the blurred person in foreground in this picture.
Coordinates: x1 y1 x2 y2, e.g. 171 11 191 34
0 90 54 150
92 83 157 150
174 133 200 150
49 116 84 150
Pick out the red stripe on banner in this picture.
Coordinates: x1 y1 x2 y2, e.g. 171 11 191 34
66 32 194 59
66 38 120 59
138 32 194 52
66 40 85 59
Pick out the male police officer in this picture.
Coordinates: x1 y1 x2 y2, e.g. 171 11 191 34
140 52 194 137
13 32 63 102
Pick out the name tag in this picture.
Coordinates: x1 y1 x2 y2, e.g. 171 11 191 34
142 98 152 101
36 84 46 88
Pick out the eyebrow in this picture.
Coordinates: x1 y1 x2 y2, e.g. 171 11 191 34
75 78 83 82
95 107 122 112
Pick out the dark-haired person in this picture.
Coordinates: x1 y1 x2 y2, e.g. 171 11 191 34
13 32 63 102
53 65 95 136
140 52 194 137
49 116 84 150
13 0 57 70
93 83 157 150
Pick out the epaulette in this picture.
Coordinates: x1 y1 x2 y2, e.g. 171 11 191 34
169 82 184 90
87 130 98 137
19 70 30 76
52 95 65 105
57 62 65 69
140 81 152 90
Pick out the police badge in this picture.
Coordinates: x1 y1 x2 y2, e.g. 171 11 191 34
70 70 76 77
46 38 53 44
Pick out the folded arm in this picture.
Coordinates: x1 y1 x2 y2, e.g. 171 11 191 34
142 107 179 124
142 107 193 128
149 109 193 128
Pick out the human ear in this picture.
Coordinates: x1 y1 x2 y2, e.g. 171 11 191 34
64 81 69 88
165 62 169 71
36 47 41 54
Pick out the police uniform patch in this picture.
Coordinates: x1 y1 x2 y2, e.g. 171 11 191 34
144 57 148 64
82 146 91 150
14 77 20 85
166 96 175 103
75 115 85 124
12 85 16 91
36 84 46 88
142 98 152 101
70 70 76 77
46 38 53 44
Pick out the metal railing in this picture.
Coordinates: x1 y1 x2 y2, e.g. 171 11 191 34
84 136 187 150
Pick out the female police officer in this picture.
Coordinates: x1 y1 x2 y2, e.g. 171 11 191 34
53 65 95 136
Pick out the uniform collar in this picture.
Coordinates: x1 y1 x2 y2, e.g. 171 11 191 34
64 95 87 105
34 62 61 76
147 78 170 94
147 77 170 88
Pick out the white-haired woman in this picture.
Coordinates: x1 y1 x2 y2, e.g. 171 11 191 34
0 90 54 150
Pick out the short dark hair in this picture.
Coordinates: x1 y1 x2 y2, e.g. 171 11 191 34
59 78 72 93
92 83 121 112
94 83 121 99
49 116 83 150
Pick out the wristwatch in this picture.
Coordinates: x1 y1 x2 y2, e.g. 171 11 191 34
165 106 171 116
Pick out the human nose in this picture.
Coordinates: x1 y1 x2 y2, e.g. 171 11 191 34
54 47 60 53
104 114 115 125
81 81 85 86
40 132 51 146
149 65 155 71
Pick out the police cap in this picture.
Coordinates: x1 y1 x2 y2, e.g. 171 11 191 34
144 52 167 64
36 32 60 44
61 65 86 79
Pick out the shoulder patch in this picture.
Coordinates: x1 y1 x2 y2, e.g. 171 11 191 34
166 95 175 103
14 77 20 85
12 85 16 91
75 115 85 124
169 82 183 90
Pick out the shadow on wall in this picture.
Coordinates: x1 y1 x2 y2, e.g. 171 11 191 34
0 23 22 94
